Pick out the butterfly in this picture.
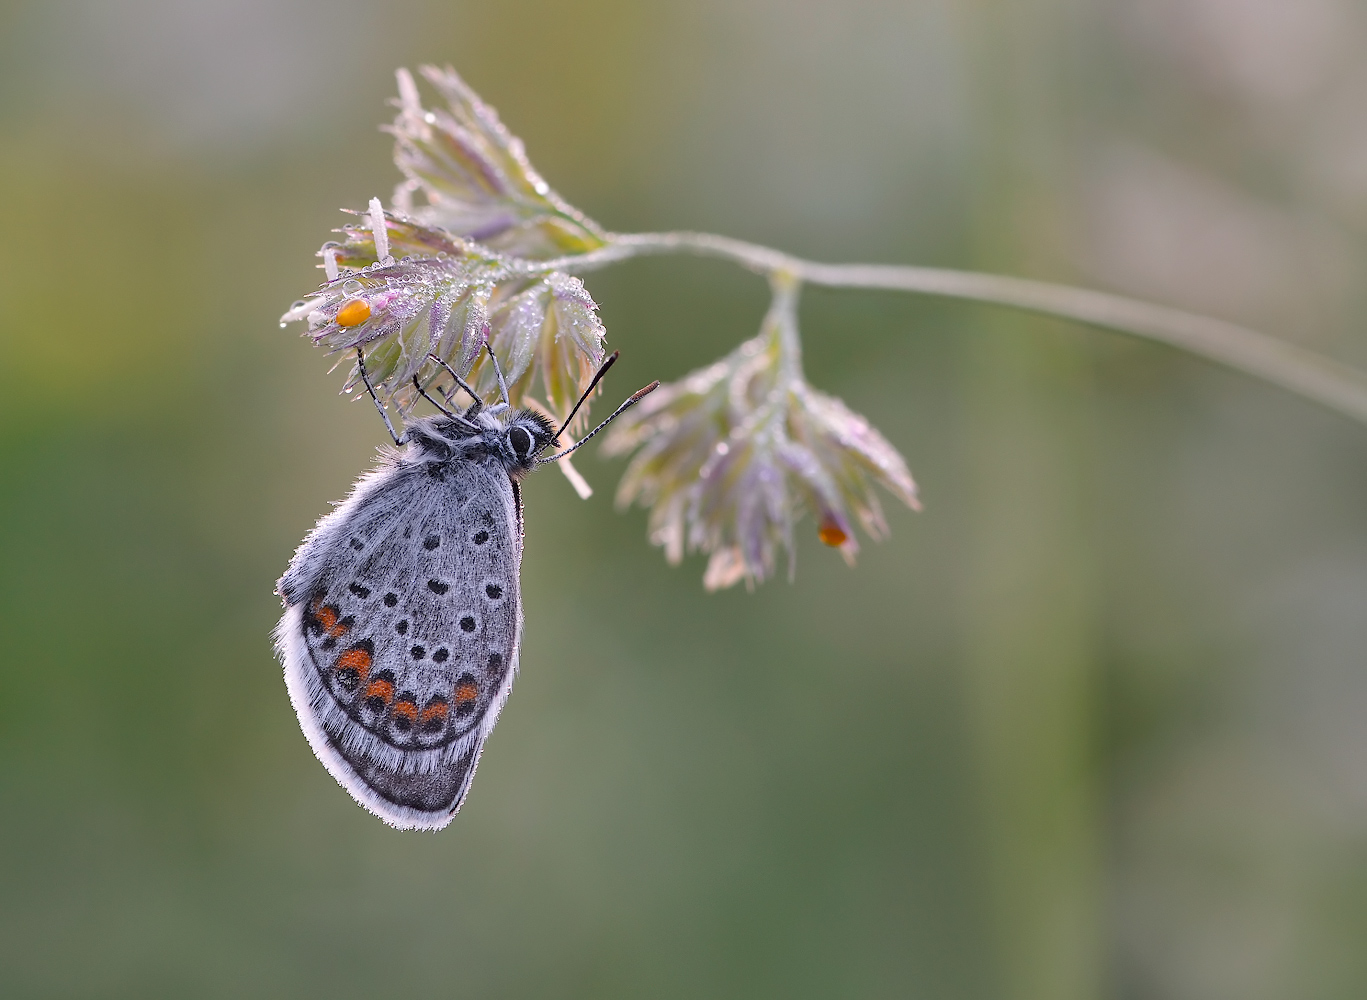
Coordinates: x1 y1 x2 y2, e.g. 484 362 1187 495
275 346 656 829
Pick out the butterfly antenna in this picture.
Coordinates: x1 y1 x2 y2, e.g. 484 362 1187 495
356 348 403 445
539 380 660 464
554 351 620 441
425 353 483 418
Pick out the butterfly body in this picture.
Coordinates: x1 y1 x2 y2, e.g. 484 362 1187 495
275 406 555 830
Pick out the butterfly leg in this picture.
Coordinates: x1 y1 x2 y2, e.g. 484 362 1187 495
412 375 457 417
486 343 511 406
426 353 483 419
356 348 404 446
511 479 524 543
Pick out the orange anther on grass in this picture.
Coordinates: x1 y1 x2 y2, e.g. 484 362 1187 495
818 517 849 547
335 298 371 327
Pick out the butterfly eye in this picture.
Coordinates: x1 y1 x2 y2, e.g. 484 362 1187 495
508 425 534 459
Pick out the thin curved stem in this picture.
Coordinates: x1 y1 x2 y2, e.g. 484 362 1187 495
534 231 1367 426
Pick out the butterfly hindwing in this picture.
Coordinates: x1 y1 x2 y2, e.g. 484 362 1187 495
275 451 523 830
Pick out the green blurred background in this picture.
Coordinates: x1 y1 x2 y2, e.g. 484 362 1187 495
4 1 1367 997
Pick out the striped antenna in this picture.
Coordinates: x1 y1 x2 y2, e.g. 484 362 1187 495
539 381 659 464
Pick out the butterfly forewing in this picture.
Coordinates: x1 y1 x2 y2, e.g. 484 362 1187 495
276 452 523 830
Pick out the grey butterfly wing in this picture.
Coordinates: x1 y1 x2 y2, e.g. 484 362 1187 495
275 453 522 830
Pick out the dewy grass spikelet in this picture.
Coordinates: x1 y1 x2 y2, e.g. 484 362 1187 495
388 66 609 259
280 209 604 426
604 276 919 589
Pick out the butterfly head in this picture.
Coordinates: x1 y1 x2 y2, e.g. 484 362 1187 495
496 409 557 473
400 408 556 475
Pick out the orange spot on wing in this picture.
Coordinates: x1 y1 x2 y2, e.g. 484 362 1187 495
335 297 371 327
364 678 393 705
817 517 849 547
309 602 350 637
454 682 479 706
336 646 372 681
392 700 418 724
420 700 449 725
